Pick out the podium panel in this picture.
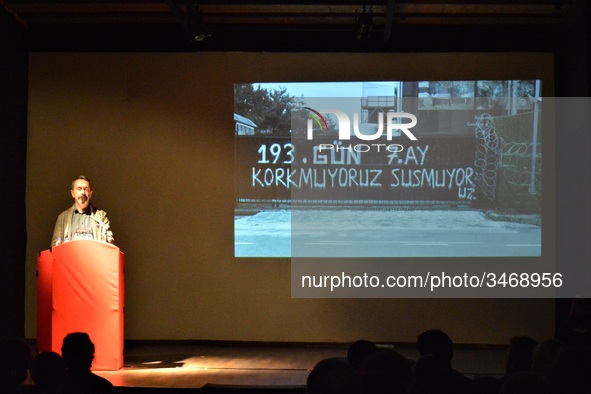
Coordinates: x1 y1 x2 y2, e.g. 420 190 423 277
36 249 53 353
37 240 124 370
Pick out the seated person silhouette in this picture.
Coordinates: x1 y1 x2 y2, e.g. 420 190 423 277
416 329 471 393
307 357 362 394
0 337 32 394
347 339 379 372
61 332 114 393
31 351 67 393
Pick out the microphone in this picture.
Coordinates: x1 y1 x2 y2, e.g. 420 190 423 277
89 213 111 243
89 214 107 228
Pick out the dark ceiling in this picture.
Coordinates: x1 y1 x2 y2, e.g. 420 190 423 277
2 1 575 52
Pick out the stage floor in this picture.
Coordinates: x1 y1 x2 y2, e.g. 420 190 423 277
93 342 508 391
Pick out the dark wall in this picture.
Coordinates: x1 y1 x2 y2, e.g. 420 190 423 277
555 0 590 96
554 0 591 330
0 7 28 337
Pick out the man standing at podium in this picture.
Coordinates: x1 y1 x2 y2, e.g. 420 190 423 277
51 175 114 247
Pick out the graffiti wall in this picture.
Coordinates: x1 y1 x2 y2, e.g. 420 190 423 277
236 136 479 205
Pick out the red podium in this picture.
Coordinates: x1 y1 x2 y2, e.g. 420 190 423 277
37 240 124 370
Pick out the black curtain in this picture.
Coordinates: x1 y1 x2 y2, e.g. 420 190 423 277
0 6 28 337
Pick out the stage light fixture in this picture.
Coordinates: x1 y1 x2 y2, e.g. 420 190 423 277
354 8 373 41
190 4 210 42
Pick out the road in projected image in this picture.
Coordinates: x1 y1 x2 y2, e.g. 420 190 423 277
234 210 541 258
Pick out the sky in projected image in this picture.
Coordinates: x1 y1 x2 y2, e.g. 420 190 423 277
234 81 542 258
257 81 394 97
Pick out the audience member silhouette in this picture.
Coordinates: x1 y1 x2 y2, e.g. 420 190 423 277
549 345 591 394
414 353 472 394
551 302 591 394
556 298 591 349
0 337 32 394
461 375 501 394
416 329 471 393
359 349 412 394
31 351 67 394
417 329 454 361
307 357 362 394
347 340 379 373
504 336 537 378
499 370 548 394
530 339 564 381
60 332 114 393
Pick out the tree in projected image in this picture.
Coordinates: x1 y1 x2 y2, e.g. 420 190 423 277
234 84 298 136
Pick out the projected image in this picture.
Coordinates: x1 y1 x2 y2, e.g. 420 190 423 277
234 81 542 258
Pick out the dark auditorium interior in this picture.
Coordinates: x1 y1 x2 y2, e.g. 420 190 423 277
1 1 590 393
